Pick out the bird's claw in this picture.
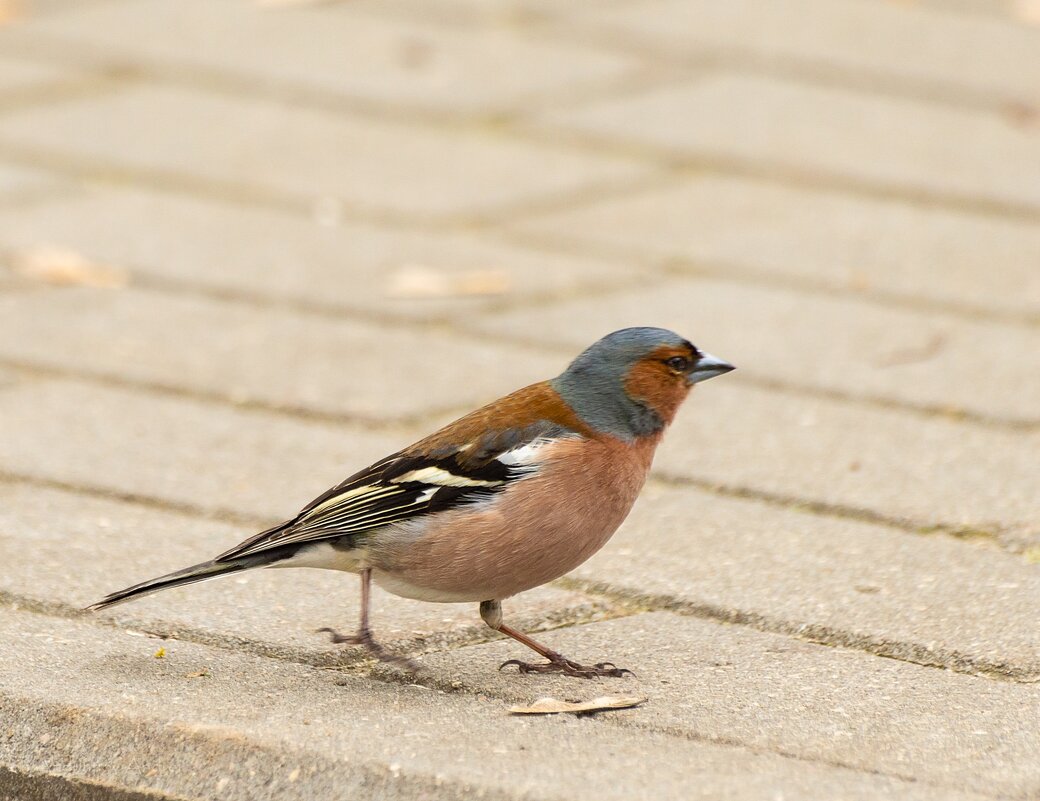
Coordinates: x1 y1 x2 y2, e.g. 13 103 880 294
498 657 634 679
317 626 362 645
317 626 419 672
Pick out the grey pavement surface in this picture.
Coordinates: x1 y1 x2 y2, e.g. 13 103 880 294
535 74 1040 211
0 287 565 420
506 173 1040 321
0 608 997 801
397 614 1040 797
0 1 1038 800
0 185 639 321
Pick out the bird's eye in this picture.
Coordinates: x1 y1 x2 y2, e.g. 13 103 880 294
665 356 689 371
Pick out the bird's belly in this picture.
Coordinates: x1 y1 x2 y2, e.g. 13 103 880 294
370 437 653 602
371 571 484 603
270 540 480 601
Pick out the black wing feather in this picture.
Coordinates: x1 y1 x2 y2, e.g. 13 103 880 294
216 422 572 562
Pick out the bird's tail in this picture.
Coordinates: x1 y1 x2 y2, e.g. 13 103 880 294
86 555 268 611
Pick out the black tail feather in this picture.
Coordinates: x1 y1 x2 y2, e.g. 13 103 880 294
86 557 261 611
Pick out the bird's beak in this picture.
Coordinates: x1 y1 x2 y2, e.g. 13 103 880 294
687 352 735 385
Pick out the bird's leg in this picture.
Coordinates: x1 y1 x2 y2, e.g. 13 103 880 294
479 600 632 679
318 568 417 670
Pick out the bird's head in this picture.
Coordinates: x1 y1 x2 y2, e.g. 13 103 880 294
551 327 734 440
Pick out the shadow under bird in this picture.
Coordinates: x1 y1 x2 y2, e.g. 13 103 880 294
89 327 734 677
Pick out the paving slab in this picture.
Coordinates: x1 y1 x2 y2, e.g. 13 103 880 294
653 382 1040 548
468 274 1040 424
0 161 57 197
0 84 653 222
0 608 977 801
0 53 71 94
537 74 1040 211
574 0 1040 104
0 767 177 801
508 173 1040 320
577 481 1040 678
0 377 410 520
406 613 1040 798
0 185 636 321
0 482 604 664
11 0 637 116
0 286 562 421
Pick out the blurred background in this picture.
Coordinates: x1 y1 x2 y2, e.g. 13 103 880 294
0 0 1036 546
0 1 1039 797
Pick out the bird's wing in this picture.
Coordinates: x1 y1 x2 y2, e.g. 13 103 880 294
216 419 576 562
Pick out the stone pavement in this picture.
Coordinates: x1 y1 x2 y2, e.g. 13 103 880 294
0 0 1037 798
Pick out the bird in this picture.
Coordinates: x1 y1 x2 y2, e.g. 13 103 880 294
88 327 734 678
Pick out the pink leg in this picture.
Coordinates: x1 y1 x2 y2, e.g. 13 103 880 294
480 600 632 679
319 569 417 670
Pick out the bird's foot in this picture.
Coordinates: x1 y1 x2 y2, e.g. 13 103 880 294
317 626 419 672
499 654 633 679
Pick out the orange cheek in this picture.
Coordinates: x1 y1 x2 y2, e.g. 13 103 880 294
624 363 690 424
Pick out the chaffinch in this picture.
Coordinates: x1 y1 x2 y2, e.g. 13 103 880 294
89 328 734 678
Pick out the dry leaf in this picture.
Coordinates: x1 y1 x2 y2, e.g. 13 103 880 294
0 0 21 25
509 695 647 715
1014 0 1040 25
386 264 510 299
399 38 436 70
847 269 873 292
1004 102 1040 128
13 245 128 288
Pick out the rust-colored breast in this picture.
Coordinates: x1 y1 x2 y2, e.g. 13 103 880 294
372 433 660 603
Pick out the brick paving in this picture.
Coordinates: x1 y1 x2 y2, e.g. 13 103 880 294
0 1 1038 799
